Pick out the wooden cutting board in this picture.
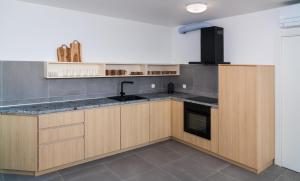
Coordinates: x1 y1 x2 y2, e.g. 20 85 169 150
70 40 81 62
57 44 71 62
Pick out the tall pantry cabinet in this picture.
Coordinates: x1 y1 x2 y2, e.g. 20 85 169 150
218 65 275 173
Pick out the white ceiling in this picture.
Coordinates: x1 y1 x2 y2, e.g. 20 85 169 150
20 0 297 26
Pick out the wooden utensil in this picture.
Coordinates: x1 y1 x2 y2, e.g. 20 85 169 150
57 44 70 62
70 40 81 62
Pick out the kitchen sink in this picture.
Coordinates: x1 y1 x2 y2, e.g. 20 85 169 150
107 95 147 102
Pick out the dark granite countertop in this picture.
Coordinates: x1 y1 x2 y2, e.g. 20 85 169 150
0 92 218 115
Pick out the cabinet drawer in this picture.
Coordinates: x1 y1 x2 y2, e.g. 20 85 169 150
39 138 84 171
39 124 84 144
39 111 84 129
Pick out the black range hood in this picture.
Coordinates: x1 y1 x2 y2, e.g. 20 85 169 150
189 26 230 65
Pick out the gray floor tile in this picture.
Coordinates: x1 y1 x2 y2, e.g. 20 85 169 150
2 172 62 181
126 169 178 181
162 156 216 181
221 165 274 181
259 165 286 180
38 172 63 181
105 155 155 180
126 168 179 181
0 174 3 181
203 172 240 181
160 140 198 156
3 174 41 181
97 153 129 164
136 145 182 166
59 159 103 176
62 164 120 181
189 151 230 171
276 169 300 181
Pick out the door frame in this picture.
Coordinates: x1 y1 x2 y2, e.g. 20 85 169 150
276 27 300 166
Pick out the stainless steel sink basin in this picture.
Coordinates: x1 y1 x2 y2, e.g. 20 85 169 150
107 95 147 102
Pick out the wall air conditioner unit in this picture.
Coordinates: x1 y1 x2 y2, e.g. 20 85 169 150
280 16 300 28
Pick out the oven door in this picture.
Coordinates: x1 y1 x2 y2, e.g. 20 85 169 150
184 102 211 140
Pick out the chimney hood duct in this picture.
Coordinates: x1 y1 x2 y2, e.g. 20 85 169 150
178 22 211 34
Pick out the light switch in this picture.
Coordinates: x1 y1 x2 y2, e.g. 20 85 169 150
183 84 187 89
151 84 156 88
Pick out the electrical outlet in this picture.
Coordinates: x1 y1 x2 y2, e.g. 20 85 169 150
183 84 187 89
151 84 156 89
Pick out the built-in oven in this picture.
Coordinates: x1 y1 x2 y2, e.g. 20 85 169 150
184 102 211 140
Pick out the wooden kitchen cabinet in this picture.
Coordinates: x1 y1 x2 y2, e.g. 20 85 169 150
171 100 184 140
38 111 85 171
218 65 275 172
0 115 37 171
39 138 84 171
121 102 150 149
85 106 121 158
150 100 171 141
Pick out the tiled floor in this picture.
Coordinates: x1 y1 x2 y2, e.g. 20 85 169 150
1 140 300 181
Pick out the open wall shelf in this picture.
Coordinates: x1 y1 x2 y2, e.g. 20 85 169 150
44 62 180 79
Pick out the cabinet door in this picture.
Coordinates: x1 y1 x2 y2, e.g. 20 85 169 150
219 66 257 168
39 138 84 171
0 115 37 171
171 101 184 140
150 100 171 141
121 102 150 149
85 106 121 158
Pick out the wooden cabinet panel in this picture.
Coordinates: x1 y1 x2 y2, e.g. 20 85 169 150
150 100 171 141
183 132 211 150
219 66 257 168
210 108 219 154
121 102 150 149
39 138 84 171
171 101 184 140
85 106 121 158
39 111 84 129
39 124 84 145
0 115 37 171
219 65 274 171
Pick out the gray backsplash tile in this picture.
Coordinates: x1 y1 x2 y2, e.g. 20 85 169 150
174 64 218 97
86 78 119 96
48 79 88 98
0 61 3 105
2 61 49 102
0 62 218 106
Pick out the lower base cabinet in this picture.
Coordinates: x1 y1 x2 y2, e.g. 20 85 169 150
150 100 171 141
0 91 274 175
121 102 150 149
0 115 37 171
39 138 84 171
85 106 121 159
171 100 184 140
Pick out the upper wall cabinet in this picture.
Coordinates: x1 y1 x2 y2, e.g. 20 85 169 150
44 62 180 79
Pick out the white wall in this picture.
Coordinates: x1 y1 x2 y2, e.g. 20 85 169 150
0 0 172 63
172 8 281 65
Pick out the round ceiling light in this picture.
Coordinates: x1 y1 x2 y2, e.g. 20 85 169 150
186 3 207 13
